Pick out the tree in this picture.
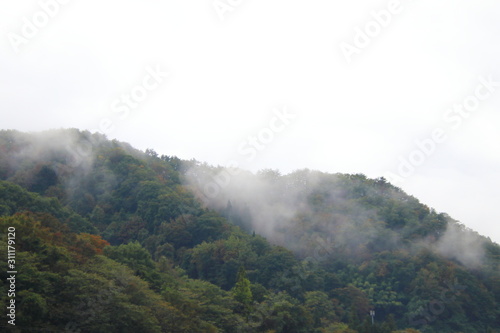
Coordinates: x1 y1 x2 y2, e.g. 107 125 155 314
104 241 161 289
252 291 313 333
232 266 253 308
29 165 58 194
381 313 397 332
304 291 337 327
320 322 357 333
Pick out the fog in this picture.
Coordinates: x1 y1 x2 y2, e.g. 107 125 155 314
184 163 491 268
0 129 491 269
433 222 487 269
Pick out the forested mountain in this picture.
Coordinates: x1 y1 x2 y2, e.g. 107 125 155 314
0 129 498 333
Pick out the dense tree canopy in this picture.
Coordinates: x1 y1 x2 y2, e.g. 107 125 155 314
0 129 498 332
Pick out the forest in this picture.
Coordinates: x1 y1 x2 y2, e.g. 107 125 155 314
0 129 498 332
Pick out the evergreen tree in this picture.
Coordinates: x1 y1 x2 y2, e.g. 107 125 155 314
232 266 253 307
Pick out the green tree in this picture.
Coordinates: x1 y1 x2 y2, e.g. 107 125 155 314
232 266 253 308
380 313 397 332
104 241 162 289
320 322 357 333
253 291 313 333
304 291 337 327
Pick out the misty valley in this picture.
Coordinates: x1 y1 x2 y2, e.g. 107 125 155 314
0 129 498 333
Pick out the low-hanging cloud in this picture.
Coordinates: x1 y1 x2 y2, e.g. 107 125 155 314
183 164 489 268
432 221 486 269
183 166 401 258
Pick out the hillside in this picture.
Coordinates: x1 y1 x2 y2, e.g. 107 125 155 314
0 129 498 333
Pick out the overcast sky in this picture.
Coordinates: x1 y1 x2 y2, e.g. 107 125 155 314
1 0 499 243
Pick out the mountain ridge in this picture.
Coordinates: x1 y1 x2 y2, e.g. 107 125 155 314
0 128 498 332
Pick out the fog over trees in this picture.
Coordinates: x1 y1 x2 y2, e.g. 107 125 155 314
0 129 498 332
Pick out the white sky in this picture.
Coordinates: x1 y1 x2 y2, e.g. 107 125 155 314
1 0 499 243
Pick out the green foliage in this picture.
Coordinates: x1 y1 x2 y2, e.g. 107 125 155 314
320 322 357 333
104 241 162 289
304 291 339 327
251 291 313 333
0 180 97 233
0 129 498 333
232 266 253 308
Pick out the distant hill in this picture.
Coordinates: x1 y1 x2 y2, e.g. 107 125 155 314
0 129 498 332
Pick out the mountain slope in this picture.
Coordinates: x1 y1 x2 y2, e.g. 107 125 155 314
0 129 498 333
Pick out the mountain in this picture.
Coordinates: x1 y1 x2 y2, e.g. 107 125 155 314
0 129 498 333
